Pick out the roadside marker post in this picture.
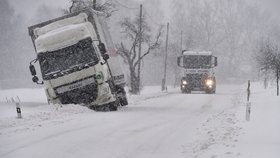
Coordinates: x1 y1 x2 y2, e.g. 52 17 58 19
246 102 251 121
246 80 251 121
247 80 250 102
10 96 22 119
16 102 22 119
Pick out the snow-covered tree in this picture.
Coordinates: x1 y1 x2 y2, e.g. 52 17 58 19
66 0 117 17
117 15 163 94
170 0 276 83
255 39 280 96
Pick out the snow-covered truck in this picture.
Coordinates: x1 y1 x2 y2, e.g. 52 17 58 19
28 8 128 111
177 50 218 94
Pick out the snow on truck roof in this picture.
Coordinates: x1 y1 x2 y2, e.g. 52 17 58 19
31 11 98 53
29 8 117 55
28 8 105 39
35 22 97 53
182 50 212 56
34 13 89 37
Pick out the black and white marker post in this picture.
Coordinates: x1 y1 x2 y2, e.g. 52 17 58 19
15 100 22 119
246 80 251 121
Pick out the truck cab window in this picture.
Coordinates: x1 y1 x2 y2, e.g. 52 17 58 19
38 38 99 80
183 55 212 69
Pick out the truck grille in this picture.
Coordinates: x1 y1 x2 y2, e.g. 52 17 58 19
186 74 205 87
58 83 98 104
54 76 98 104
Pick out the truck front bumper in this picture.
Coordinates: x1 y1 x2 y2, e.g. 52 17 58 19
181 82 216 93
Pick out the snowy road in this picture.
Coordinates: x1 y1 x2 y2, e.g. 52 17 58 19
0 85 246 158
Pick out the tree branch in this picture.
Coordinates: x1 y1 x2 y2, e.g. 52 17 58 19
117 42 130 64
133 27 163 69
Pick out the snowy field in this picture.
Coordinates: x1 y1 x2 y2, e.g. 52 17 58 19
0 84 279 158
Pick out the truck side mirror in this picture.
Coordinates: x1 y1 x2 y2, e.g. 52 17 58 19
32 76 39 83
29 64 36 76
103 54 110 61
214 57 218 67
98 42 107 55
32 76 44 85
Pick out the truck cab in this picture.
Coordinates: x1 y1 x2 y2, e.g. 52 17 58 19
28 9 128 111
177 51 218 94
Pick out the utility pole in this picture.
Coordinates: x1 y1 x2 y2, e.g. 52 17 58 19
162 22 169 91
137 4 143 94
93 0 96 10
277 68 279 96
180 30 183 53
174 30 183 88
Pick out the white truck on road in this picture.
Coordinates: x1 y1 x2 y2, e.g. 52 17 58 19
28 8 128 111
177 50 218 94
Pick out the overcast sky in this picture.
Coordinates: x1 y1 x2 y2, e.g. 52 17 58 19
9 0 171 21
9 0 70 19
8 0 279 24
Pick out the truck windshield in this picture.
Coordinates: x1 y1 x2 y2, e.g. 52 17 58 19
38 38 99 80
183 55 212 69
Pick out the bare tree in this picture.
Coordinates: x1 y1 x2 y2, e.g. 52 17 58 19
256 39 280 96
65 0 117 17
117 16 163 94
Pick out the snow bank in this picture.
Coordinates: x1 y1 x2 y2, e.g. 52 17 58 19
0 84 279 158
0 88 47 103
235 83 280 158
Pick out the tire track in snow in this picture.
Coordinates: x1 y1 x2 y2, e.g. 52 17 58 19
1 86 244 158
113 94 216 158
182 87 245 158
0 91 180 157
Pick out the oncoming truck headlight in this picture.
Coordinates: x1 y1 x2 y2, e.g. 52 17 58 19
206 79 214 86
182 80 188 85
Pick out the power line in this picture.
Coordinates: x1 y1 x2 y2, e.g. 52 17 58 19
112 0 139 10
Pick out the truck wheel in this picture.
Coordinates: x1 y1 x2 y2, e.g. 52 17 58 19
182 89 191 94
109 101 118 111
102 101 118 111
88 101 118 111
116 87 128 106
206 89 215 94
120 96 128 106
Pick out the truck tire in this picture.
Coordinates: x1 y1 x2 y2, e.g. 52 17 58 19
120 96 128 106
116 86 128 106
109 102 118 111
182 89 191 94
206 89 215 94
88 101 118 111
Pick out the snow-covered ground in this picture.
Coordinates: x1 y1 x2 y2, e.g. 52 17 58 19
0 84 279 158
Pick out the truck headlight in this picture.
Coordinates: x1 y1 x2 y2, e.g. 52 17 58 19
206 79 214 86
182 80 188 85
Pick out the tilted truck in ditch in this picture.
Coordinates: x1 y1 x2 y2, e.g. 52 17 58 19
28 8 128 111
177 50 218 94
